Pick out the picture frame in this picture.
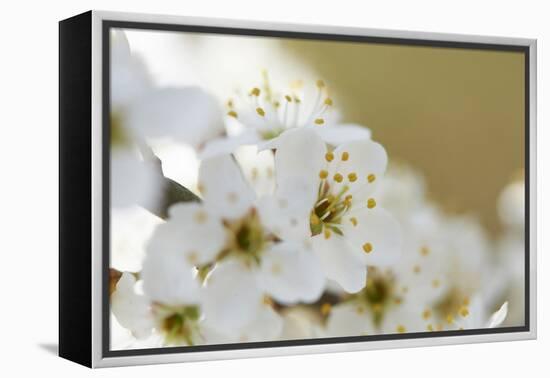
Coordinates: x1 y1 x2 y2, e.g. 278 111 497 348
59 10 537 368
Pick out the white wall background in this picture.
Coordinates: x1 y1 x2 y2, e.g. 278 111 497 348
0 0 546 375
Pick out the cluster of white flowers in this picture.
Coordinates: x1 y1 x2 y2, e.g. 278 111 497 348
109 30 516 349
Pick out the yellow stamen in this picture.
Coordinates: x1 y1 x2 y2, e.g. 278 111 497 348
320 303 332 316
367 174 376 183
422 309 432 320
463 297 470 306
325 152 334 162
274 101 281 108
319 169 329 179
362 242 373 254
367 198 377 209
446 314 454 324
427 324 434 331
459 306 470 317
284 95 292 102
324 228 332 240
316 79 326 88
348 172 357 182
396 325 406 333
227 110 238 118
324 98 333 106
250 87 261 96
349 217 358 227
256 107 265 117
314 118 325 125
341 151 349 161
333 173 343 183
420 246 430 256
263 295 273 306
227 99 234 108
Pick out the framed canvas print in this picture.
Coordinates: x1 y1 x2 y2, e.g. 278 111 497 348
59 10 537 368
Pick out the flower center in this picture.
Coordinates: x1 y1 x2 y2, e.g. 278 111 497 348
221 209 269 264
353 268 400 326
310 181 352 237
154 304 201 346
227 72 334 140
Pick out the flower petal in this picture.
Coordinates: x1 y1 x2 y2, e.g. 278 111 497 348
274 128 326 214
201 259 263 332
256 196 311 242
342 207 402 267
486 301 508 328
198 154 256 219
125 87 224 149
199 131 260 160
110 30 152 109
327 138 388 202
111 148 162 209
380 302 428 334
316 124 371 146
311 233 367 293
111 273 154 339
234 145 276 198
325 303 375 337
141 250 200 305
147 202 226 265
237 304 284 342
259 242 325 304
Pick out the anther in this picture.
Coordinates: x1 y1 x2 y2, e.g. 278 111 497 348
341 151 349 161
324 228 332 239
316 79 326 88
348 173 357 182
324 98 333 106
284 95 292 102
314 118 325 125
362 243 373 254
333 173 343 183
320 303 332 316
349 217 358 227
319 170 329 179
256 107 265 117
367 198 377 209
227 110 238 118
367 174 376 183
420 246 430 256
250 87 261 96
396 325 406 333
325 152 334 162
